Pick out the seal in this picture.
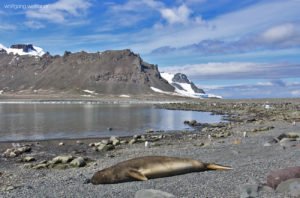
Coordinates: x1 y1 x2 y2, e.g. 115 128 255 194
91 156 232 184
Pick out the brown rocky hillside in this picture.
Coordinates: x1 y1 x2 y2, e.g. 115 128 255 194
0 49 174 95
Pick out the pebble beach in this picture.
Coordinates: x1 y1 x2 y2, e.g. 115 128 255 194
1 98 300 198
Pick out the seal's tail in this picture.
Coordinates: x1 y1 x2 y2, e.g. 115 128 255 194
206 163 232 171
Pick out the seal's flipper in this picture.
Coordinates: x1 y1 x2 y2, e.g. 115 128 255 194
127 169 148 181
206 163 232 170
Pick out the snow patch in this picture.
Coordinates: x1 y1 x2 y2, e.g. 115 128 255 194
83 90 96 94
119 95 130 98
151 87 167 93
151 87 177 95
81 95 94 97
160 72 174 83
0 44 6 49
0 43 45 57
178 82 195 93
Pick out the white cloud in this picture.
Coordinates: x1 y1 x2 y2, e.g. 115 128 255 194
26 0 91 23
261 23 296 43
160 4 191 24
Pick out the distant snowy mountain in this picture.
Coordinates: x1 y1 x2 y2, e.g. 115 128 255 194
152 72 222 99
0 44 45 57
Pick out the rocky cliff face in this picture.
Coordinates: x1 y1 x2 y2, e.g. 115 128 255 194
0 49 174 95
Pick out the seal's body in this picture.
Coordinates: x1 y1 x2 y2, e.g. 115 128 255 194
91 156 232 184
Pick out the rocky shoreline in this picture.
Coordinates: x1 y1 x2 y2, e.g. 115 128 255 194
1 98 300 197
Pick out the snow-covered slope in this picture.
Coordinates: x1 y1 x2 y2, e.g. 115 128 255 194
0 44 45 57
0 44 6 49
156 72 222 99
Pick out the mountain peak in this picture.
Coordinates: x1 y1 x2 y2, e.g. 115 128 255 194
158 72 222 99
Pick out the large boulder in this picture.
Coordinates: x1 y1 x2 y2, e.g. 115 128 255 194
276 178 300 196
266 166 300 189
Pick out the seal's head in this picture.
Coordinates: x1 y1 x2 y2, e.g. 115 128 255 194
91 168 125 185
91 170 113 184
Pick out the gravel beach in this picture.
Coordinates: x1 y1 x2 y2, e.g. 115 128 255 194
1 98 300 198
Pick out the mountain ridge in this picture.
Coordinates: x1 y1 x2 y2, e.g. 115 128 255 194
0 43 221 98
0 48 174 95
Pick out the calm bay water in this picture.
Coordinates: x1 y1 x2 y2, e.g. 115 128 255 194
0 103 223 141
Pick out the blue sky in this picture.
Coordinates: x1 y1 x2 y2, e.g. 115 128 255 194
0 0 300 98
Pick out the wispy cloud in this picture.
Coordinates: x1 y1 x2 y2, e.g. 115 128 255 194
178 0 207 5
151 22 300 55
24 20 45 29
103 0 205 30
95 1 151 32
161 62 300 80
202 80 300 99
0 23 16 31
291 90 300 96
261 23 296 43
25 0 91 24
128 0 300 53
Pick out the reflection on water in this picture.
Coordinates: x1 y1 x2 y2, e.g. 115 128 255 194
0 103 222 141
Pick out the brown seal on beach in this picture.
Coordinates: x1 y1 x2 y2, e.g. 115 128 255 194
90 156 232 184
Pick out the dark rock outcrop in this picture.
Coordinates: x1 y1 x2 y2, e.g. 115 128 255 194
10 44 36 52
0 49 6 54
0 49 174 95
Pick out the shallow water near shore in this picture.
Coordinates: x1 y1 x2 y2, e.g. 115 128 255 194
0 103 222 141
